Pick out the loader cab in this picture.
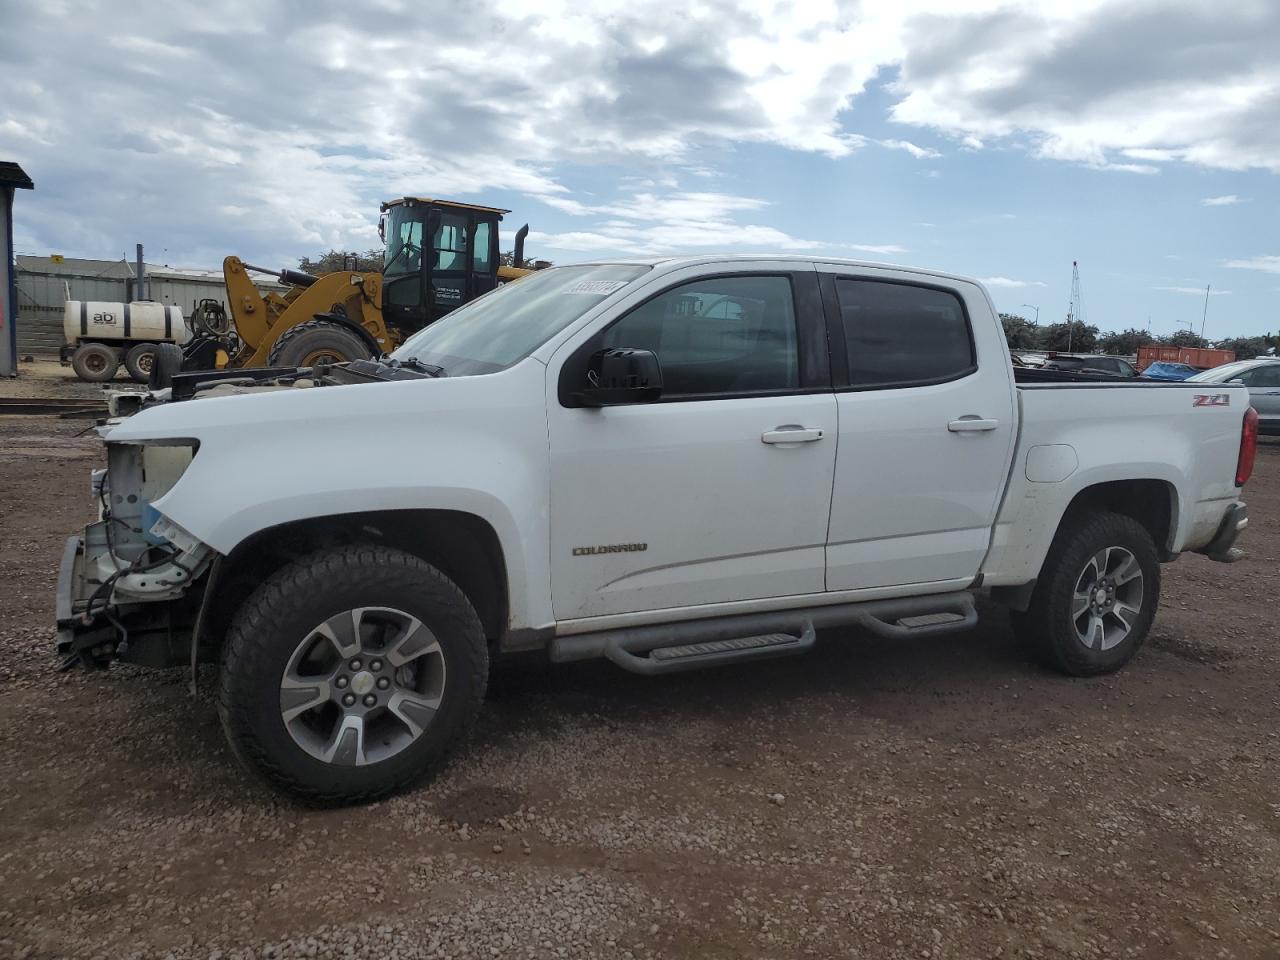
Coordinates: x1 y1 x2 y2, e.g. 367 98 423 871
378 197 507 334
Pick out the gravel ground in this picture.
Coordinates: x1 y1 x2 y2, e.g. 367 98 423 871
1 411 1278 959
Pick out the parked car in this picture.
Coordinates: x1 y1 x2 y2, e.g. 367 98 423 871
1188 358 1280 434
1140 361 1199 382
55 256 1254 803
1042 354 1138 378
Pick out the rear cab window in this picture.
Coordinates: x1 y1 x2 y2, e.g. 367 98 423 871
829 277 976 388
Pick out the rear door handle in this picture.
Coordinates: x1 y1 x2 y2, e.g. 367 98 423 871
947 417 1000 433
762 426 825 444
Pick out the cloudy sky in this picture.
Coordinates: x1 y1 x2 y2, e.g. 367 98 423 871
2 0 1278 336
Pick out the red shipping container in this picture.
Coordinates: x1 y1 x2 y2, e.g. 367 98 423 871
1136 345 1236 372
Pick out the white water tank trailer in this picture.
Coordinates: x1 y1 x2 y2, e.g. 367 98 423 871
62 300 189 383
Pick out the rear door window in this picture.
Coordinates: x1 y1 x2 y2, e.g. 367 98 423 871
833 278 975 387
1244 365 1280 387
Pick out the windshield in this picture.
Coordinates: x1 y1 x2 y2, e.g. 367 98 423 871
383 205 424 278
390 263 651 376
1187 360 1255 382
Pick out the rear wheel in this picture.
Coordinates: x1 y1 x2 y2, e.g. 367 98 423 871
267 319 374 368
70 343 120 382
1011 510 1160 676
218 545 488 804
124 342 158 383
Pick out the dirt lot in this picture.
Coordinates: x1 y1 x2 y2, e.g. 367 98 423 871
1 402 1278 959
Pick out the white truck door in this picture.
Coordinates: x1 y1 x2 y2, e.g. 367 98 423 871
820 268 1017 591
546 266 837 622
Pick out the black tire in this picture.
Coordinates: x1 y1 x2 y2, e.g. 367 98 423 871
70 343 121 382
217 545 488 804
1011 510 1160 676
124 342 158 383
148 343 185 390
267 319 373 367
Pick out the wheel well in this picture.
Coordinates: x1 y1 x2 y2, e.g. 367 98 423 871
1064 479 1176 554
992 478 1177 612
200 510 508 663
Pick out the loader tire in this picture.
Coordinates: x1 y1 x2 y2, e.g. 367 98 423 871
267 319 373 368
124 342 158 383
218 545 488 805
71 343 120 382
1010 510 1160 677
148 343 185 390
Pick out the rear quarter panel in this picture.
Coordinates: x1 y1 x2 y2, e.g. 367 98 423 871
983 381 1247 586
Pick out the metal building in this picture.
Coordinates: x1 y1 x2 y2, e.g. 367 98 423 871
1 161 34 377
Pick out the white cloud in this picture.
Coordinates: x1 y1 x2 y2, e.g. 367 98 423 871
2 0 1279 264
879 139 940 159
1155 285 1232 295
980 277 1047 289
1224 255 1280 274
850 244 908 255
1201 195 1245 206
528 188 902 257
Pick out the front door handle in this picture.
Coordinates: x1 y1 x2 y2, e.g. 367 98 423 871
947 417 1000 433
762 426 825 444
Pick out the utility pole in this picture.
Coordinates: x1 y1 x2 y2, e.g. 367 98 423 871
1200 283 1210 341
1021 303 1040 323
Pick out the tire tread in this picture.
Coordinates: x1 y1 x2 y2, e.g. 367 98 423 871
217 545 487 805
1013 509 1160 677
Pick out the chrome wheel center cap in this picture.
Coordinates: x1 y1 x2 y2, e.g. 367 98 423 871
350 671 375 696
1093 587 1109 607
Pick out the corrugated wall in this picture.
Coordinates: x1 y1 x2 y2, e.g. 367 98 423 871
16 269 129 354
146 276 233 313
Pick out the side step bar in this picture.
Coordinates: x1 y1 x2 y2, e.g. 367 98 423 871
606 624 816 675
551 592 978 675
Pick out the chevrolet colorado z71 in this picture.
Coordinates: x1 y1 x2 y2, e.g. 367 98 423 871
55 256 1255 803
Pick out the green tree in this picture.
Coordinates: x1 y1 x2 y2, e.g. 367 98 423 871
1161 330 1208 349
1097 327 1154 356
1039 321 1098 353
999 312 1039 350
1215 334 1276 360
500 249 553 268
297 248 384 275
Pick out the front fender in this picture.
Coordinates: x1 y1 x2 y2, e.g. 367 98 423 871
123 360 552 629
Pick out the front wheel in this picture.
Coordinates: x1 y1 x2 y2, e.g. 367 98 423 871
218 545 488 804
1011 510 1160 676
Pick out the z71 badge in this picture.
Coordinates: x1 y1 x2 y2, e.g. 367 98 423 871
1192 394 1231 407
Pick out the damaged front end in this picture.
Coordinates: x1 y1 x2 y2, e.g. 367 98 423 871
55 433 215 670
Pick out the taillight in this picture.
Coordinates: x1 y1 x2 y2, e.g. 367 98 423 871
1236 407 1258 487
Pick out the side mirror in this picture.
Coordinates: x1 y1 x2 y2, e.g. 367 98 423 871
378 215 385 243
1229 377 1246 384
575 348 663 406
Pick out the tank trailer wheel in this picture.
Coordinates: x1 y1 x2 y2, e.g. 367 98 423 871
70 343 121 382
124 343 159 383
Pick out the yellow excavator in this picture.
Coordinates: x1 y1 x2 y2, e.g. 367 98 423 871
177 198 537 372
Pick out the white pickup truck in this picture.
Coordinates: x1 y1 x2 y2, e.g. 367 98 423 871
55 256 1255 803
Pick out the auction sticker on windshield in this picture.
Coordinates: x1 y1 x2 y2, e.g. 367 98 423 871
565 280 630 295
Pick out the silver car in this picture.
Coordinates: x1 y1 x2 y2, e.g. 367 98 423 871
1188 359 1280 434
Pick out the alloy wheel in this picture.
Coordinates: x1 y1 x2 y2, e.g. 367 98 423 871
278 606 446 766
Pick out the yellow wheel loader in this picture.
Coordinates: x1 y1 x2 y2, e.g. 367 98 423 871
176 198 536 374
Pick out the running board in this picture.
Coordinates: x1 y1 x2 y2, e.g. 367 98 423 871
605 624 816 675
550 592 979 674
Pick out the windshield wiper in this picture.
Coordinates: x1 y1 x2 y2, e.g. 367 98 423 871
385 357 446 377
